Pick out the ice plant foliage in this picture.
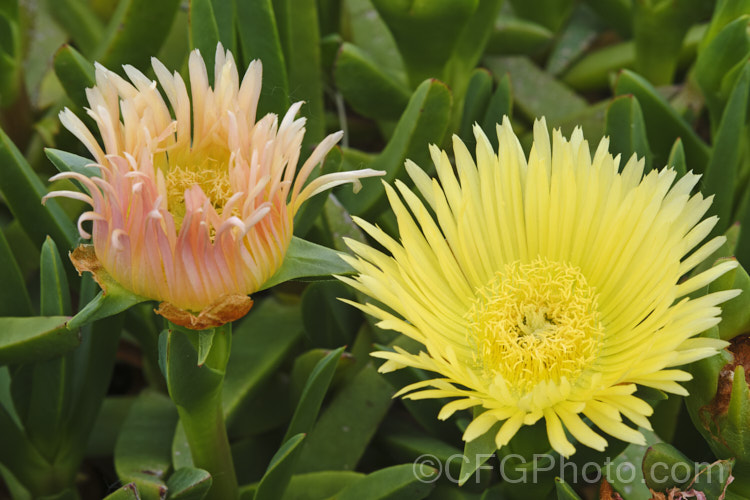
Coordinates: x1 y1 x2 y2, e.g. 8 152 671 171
339 117 739 457
44 44 380 329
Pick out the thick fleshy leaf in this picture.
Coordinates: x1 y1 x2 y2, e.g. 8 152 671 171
555 478 582 499
371 0 478 86
486 17 553 56
280 471 363 500
274 0 324 143
189 0 220 78
667 138 687 176
509 0 575 32
301 282 360 348
283 347 346 442
605 95 653 171
53 44 96 110
0 0 21 107
165 467 212 500
334 42 411 120
335 464 437 500
295 364 393 472
40 237 72 317
210 0 234 53
97 0 181 70
344 0 407 86
633 0 704 85
67 287 149 331
46 148 100 179
694 16 750 127
379 428 463 483
236 0 288 117
0 127 77 250
102 484 141 500
459 69 493 146
0 317 78 365
614 69 710 173
255 434 306 500
485 56 586 126
708 258 750 340
222 298 303 425
642 443 694 490
481 74 513 150
44 0 103 56
260 237 353 290
336 78 452 217
115 391 178 499
704 61 750 237
0 228 32 317
546 5 602 77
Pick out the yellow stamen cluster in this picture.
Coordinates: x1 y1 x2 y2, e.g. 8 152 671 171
467 258 604 394
166 158 233 228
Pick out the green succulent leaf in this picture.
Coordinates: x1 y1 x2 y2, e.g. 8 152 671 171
53 44 96 110
255 433 306 500
335 463 437 500
642 442 694 490
0 127 77 250
295 364 393 473
554 478 582 500
236 0 289 117
605 95 653 172
336 78 452 217
102 484 141 500
166 467 212 500
334 42 411 121
260 237 353 290
114 391 178 499
283 346 346 442
46 148 100 179
458 408 501 486
667 138 687 177
0 317 78 365
280 471 363 500
189 0 220 78
614 70 710 174
0 229 32 317
486 17 554 56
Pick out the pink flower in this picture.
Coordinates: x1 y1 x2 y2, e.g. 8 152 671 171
44 44 381 329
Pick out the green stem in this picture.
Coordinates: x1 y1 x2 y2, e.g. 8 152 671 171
165 323 238 500
178 387 238 500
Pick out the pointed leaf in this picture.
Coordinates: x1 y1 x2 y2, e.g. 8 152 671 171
97 0 181 70
703 61 750 237
458 408 501 485
667 138 687 177
166 467 212 500
0 127 77 250
53 44 96 110
335 464 437 500
255 434 306 500
40 237 72 316
280 471 363 500
334 42 410 120
103 484 141 500
189 0 220 78
614 69 710 173
0 317 78 365
605 95 653 171
0 228 32 317
196 330 215 367
459 69 493 146
260 237 353 290
555 478 582 499
642 443 694 490
236 0 288 117
296 364 393 472
336 78 452 217
481 74 513 150
115 391 178 499
46 148 100 178
223 298 303 425
283 347 345 443
68 287 149 331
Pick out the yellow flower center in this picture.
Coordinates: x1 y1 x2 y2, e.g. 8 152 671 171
467 258 604 394
166 156 232 230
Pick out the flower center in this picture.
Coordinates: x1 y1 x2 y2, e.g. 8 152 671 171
166 156 232 230
467 258 604 394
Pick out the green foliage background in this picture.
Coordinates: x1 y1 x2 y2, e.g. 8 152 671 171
1 0 750 498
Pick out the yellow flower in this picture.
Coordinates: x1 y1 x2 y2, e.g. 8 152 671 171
44 44 381 329
339 117 738 457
